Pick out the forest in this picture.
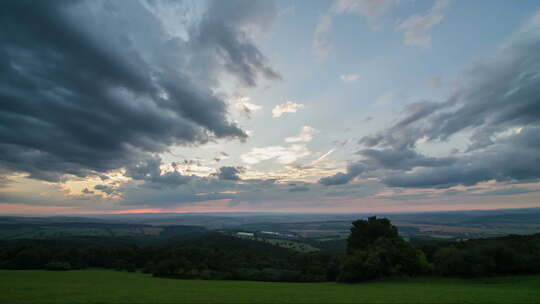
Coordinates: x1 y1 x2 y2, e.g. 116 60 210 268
1 217 539 282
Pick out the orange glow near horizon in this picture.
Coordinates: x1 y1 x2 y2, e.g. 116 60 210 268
1 197 540 216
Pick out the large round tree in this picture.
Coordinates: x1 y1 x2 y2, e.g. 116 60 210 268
339 216 431 282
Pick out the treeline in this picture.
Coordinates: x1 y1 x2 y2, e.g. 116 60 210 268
417 234 540 277
337 217 540 282
1 218 540 282
0 233 340 282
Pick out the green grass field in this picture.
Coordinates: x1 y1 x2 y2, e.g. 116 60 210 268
232 234 319 253
1 270 539 304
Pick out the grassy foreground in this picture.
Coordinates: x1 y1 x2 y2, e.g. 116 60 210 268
1 270 540 304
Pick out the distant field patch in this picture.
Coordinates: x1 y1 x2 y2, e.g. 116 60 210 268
262 238 319 252
1 270 540 304
232 234 319 252
290 229 349 239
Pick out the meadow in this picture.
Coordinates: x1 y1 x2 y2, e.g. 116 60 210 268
1 270 540 304
233 234 320 253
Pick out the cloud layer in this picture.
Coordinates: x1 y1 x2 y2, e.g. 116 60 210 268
0 0 277 182
321 11 540 189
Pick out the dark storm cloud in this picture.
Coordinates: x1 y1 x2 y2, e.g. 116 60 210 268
319 163 365 185
360 25 540 152
359 101 444 151
323 17 540 189
0 0 277 182
94 184 115 195
319 148 452 186
358 149 456 171
188 0 281 87
125 155 192 188
216 166 243 181
383 127 540 188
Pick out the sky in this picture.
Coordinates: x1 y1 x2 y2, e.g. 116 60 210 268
1 0 540 215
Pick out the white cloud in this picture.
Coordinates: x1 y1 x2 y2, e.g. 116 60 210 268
285 126 317 143
340 74 360 83
396 0 450 47
233 96 262 118
241 145 311 165
272 101 305 118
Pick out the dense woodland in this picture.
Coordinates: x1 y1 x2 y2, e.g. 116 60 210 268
1 217 539 282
